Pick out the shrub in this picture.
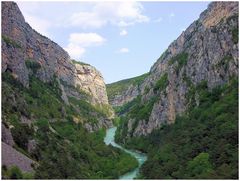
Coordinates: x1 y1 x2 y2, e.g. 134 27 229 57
72 59 90 66
144 86 150 94
8 166 23 179
2 35 22 48
25 76 63 119
129 96 157 121
186 153 213 178
168 52 188 66
177 53 188 69
2 165 34 179
94 104 113 118
154 73 168 92
2 72 23 89
114 96 140 115
106 73 149 101
232 28 238 44
168 52 188 73
25 59 41 74
11 124 34 150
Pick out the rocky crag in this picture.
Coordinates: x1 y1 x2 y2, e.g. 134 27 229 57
107 73 148 107
108 2 238 137
2 2 111 107
2 2 113 123
1 1 114 174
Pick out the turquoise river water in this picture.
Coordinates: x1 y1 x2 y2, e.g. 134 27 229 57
104 127 147 180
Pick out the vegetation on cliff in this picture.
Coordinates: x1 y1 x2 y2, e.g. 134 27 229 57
2 72 138 179
2 1 238 180
115 78 238 179
2 35 22 49
106 73 148 102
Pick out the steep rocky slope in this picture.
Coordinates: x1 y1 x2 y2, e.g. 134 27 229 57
2 2 114 129
111 2 238 179
2 2 110 107
1 2 137 178
2 142 35 172
110 2 238 137
107 73 148 107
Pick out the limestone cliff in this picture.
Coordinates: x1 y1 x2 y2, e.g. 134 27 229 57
2 2 109 107
107 73 148 107
109 2 238 137
2 2 115 173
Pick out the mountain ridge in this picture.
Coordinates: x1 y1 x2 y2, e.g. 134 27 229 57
110 2 238 179
2 1 111 107
1 2 141 178
108 1 238 137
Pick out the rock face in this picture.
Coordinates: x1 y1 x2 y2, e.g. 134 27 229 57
107 73 148 107
74 63 109 105
111 2 239 136
110 84 140 107
2 124 14 146
2 2 115 173
2 142 35 172
2 1 109 106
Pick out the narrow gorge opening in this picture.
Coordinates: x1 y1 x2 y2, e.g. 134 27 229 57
1 1 238 180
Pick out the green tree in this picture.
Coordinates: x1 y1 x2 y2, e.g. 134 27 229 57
186 152 213 178
9 166 23 179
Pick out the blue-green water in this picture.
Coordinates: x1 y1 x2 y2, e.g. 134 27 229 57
104 127 147 180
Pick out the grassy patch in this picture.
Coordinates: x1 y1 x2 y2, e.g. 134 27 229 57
168 52 189 73
154 73 168 92
2 165 34 179
72 59 90 66
107 73 149 102
25 59 41 74
129 96 157 121
2 35 22 48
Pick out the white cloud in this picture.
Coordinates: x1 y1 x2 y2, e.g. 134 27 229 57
69 2 149 29
17 2 51 36
64 33 106 59
70 12 107 29
118 48 129 53
64 44 86 59
68 33 106 47
169 13 175 18
154 17 163 23
120 30 128 36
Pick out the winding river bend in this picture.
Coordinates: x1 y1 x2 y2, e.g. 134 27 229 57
104 127 147 179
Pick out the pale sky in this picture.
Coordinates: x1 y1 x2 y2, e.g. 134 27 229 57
17 1 209 83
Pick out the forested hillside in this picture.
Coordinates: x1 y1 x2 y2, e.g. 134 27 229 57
1 2 137 179
107 2 239 179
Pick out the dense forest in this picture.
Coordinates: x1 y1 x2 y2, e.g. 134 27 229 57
115 77 238 179
2 72 138 179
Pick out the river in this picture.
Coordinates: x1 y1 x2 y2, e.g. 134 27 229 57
104 127 147 180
